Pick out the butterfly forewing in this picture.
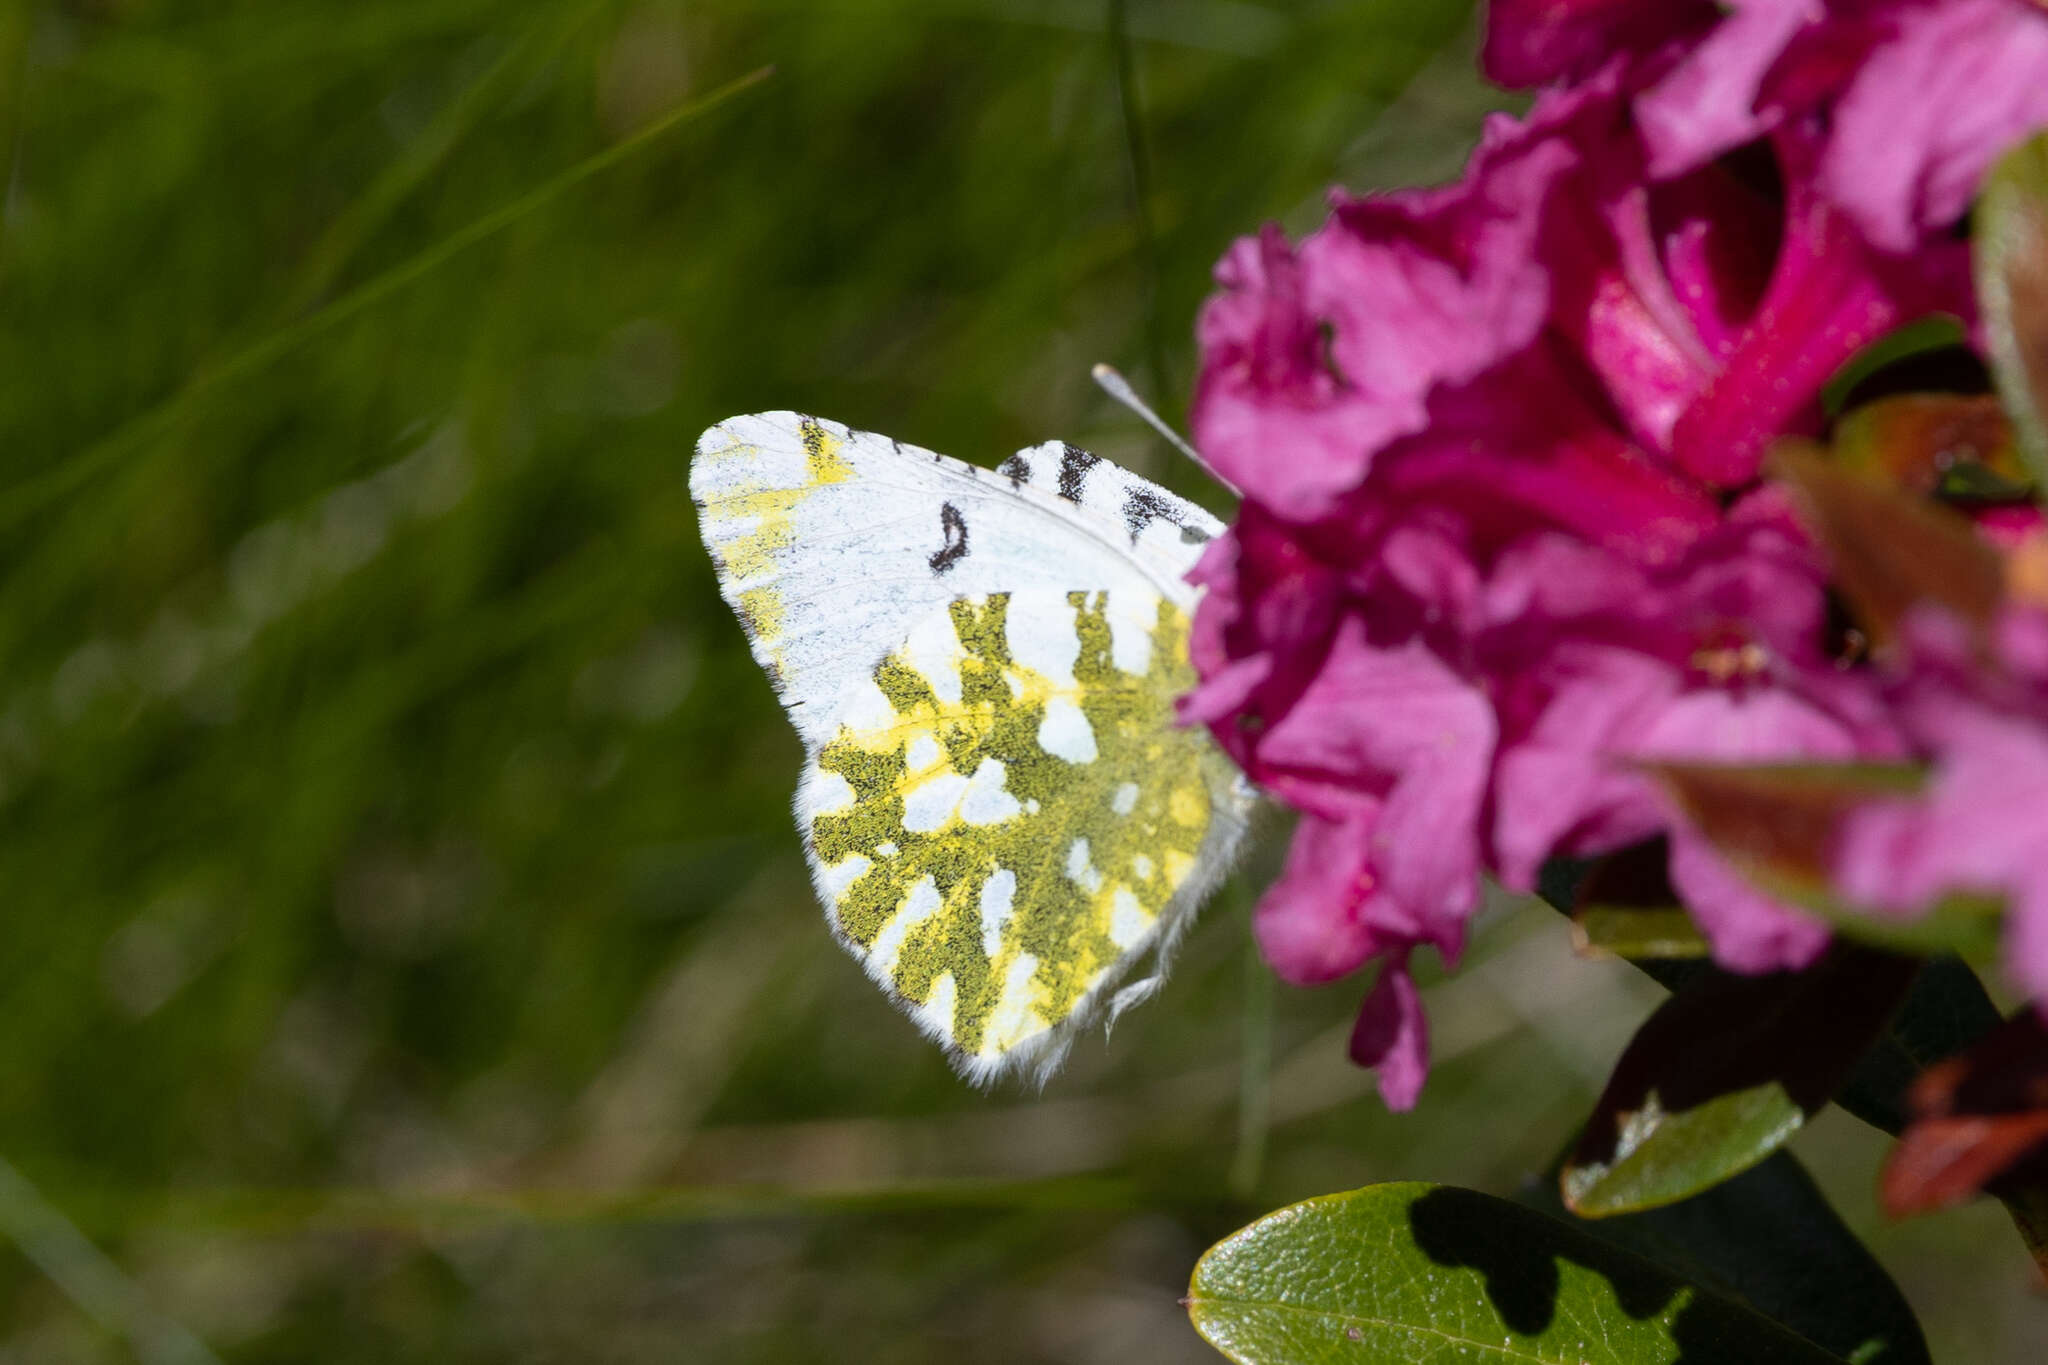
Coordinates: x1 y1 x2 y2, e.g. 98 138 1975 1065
692 413 1251 1081
692 413 1219 745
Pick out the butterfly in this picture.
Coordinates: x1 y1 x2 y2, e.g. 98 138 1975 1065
692 411 1253 1082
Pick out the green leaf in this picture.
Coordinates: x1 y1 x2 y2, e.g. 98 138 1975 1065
1563 949 1921 1217
1977 129 2048 493
1574 906 1712 961
1186 1183 1845 1364
1562 840 1710 962
1523 1150 1931 1365
1535 861 2005 1142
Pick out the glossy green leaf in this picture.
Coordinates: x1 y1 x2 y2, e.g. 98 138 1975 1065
1523 1150 1930 1365
1564 949 1920 1217
1187 1183 1845 1365
1977 129 2048 492
1564 1087 1805 1220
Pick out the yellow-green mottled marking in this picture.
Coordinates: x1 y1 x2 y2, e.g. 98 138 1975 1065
700 418 855 641
811 591 1211 1060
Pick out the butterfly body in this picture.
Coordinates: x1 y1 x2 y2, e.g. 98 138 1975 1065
693 413 1250 1081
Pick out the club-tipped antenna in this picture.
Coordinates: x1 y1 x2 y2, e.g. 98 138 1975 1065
1091 362 1240 496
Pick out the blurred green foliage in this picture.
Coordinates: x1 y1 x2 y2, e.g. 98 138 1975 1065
0 1 2041 1360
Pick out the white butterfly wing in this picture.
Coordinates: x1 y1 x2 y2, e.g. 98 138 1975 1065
691 412 1221 747
692 412 1249 1081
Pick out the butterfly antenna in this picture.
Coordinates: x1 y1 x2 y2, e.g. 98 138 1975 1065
1091 362 1241 496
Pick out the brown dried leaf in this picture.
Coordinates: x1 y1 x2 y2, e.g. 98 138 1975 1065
1772 442 2004 646
1833 394 2026 499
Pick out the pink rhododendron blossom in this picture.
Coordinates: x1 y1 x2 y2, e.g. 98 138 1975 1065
1484 491 1898 968
1481 0 1713 89
1190 81 1584 520
1835 605 2048 1007
1486 0 2048 255
1185 55 1962 1106
1818 0 2048 252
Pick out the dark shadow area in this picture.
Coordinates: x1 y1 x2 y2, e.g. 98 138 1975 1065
1540 853 2002 1144
1523 1150 1932 1365
1570 944 1920 1176
1412 1186 1860 1363
1408 1186 1679 1336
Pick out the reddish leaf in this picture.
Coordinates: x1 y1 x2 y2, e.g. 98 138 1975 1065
1883 1115 2048 1214
1772 443 2005 646
1884 1011 2048 1217
1651 762 1921 889
1652 761 2002 959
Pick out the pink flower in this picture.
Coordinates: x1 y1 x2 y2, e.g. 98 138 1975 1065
1835 606 2048 1006
1481 0 1715 89
1190 84 1577 521
1186 67 1942 1106
1818 0 2048 253
1486 0 2048 255
1487 491 1903 970
1195 78 1963 517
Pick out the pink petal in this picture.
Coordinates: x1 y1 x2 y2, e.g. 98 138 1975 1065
1637 0 1822 178
1669 143 1970 487
1349 955 1430 1111
1821 0 2048 253
1482 0 1713 88
1491 645 1677 886
1252 619 1494 946
1667 829 1831 972
1254 811 1412 986
1191 228 1393 520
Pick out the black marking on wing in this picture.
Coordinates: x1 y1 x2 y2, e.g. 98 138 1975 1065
1120 482 1217 548
798 414 830 461
1122 485 1187 542
995 453 1031 487
928 502 970 574
1057 444 1101 503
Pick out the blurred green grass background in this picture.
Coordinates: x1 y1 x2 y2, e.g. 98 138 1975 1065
1 0 2044 1359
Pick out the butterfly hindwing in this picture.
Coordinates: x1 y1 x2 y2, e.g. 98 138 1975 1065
800 587 1246 1081
692 413 1251 1081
